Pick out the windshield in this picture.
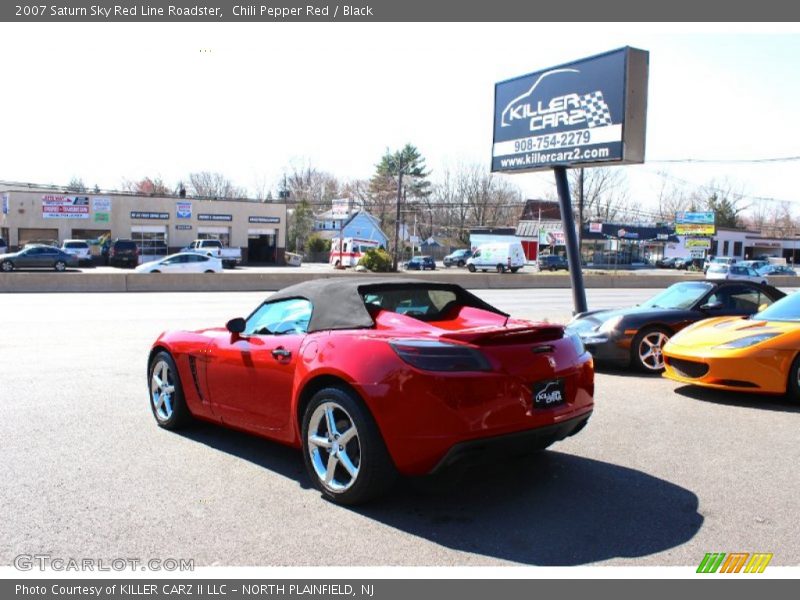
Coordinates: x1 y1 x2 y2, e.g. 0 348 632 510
755 292 800 321
641 282 714 310
708 264 727 273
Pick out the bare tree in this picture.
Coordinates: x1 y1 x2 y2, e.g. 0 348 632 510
568 168 629 225
122 176 172 196
655 177 693 222
284 162 340 208
188 171 248 199
66 177 87 193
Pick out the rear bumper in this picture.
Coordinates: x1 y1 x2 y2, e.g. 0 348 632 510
429 411 591 474
358 351 595 475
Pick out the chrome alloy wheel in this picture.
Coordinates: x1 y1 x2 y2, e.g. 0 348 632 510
307 402 361 493
150 360 176 421
638 331 670 371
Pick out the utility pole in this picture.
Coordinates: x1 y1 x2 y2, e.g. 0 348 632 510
392 155 404 272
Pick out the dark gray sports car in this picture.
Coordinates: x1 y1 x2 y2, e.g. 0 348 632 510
565 281 785 372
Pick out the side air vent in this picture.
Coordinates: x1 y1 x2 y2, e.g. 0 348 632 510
188 355 205 402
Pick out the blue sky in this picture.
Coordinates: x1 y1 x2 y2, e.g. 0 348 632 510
1 23 798 211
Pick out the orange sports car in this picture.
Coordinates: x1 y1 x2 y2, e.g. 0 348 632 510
663 290 800 398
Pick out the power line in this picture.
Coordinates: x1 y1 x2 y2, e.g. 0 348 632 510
648 155 800 164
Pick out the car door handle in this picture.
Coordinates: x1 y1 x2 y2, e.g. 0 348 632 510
271 347 291 360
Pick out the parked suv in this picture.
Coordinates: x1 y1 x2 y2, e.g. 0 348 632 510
105 239 139 268
61 239 92 265
538 254 569 271
443 248 472 268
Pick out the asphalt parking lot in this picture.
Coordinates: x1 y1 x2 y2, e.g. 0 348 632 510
2 288 799 567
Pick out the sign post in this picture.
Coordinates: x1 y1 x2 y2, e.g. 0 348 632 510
492 47 649 314
554 167 587 313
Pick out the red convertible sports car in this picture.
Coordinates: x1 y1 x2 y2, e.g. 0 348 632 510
148 279 594 504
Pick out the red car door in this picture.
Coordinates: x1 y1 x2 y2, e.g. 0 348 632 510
206 333 302 434
205 298 312 435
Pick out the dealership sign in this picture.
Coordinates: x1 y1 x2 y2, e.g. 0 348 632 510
131 211 169 220
676 211 714 225
686 238 712 249
492 47 648 173
42 195 89 219
92 197 112 212
676 211 715 235
249 215 281 224
198 213 232 222
176 201 192 219
676 224 715 235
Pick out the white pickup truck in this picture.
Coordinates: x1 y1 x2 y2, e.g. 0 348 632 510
182 239 242 269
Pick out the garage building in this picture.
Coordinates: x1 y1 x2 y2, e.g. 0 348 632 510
0 182 288 264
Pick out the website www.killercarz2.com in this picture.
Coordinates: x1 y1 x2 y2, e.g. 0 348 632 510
498 146 610 168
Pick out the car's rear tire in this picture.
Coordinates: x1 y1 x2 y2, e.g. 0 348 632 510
151 270 161 273
467 264 476 273
302 386 396 505
510 267 520 273
1 261 13 272
148 351 192 429
204 270 215 273
631 327 671 373
54 261 66 272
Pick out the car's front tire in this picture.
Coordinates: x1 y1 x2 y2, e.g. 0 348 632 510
786 354 800 403
467 264 476 273
54 260 66 272
631 327 671 373
148 351 192 429
302 386 396 505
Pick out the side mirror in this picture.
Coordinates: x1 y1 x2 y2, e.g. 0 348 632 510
226 317 246 334
699 301 723 312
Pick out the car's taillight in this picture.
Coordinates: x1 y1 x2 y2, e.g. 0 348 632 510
389 339 491 372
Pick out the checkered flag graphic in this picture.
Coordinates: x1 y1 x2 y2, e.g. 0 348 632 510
580 91 613 128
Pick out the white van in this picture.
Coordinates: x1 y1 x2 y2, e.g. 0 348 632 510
466 242 526 273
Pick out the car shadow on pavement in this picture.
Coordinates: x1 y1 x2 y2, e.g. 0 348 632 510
173 426 703 566
175 423 314 489
673 384 800 413
353 451 703 566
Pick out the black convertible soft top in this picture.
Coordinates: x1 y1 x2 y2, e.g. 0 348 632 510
267 277 507 333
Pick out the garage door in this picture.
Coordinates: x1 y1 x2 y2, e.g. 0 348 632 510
18 228 59 246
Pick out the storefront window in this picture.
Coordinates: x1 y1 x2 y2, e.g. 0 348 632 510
198 231 230 247
132 230 168 260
